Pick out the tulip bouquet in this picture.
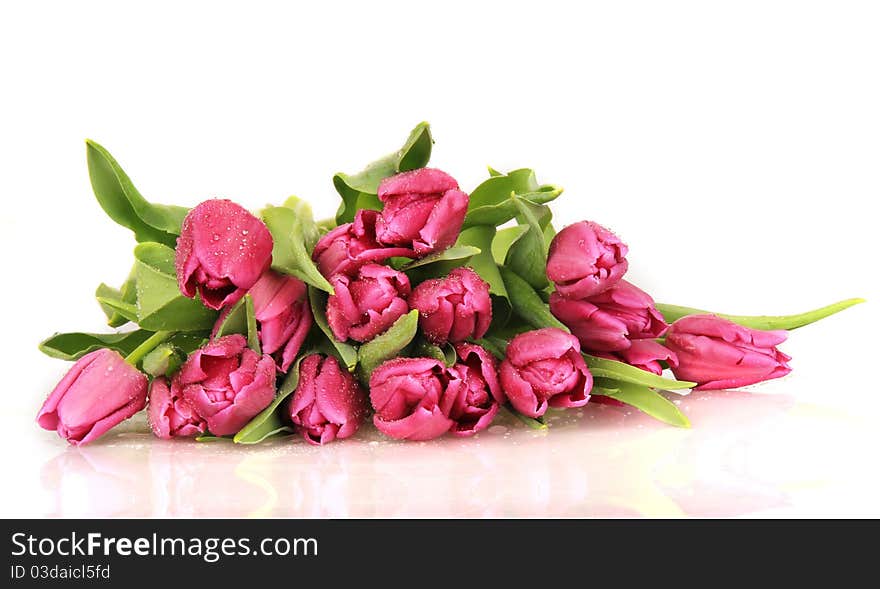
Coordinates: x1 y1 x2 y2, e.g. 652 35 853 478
38 122 863 446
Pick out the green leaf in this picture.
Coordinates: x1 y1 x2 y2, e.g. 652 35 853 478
583 354 695 390
505 198 551 290
234 354 309 444
333 122 433 224
244 295 260 354
357 309 419 383
655 298 866 331
141 343 185 377
261 202 334 293
213 296 248 338
594 381 691 428
38 330 154 361
491 225 529 265
167 332 208 355
543 221 557 249
464 167 562 227
133 242 219 331
85 140 188 247
500 266 567 331
212 294 260 353
470 336 508 360
95 289 139 325
456 226 506 297
465 168 562 228
308 286 359 371
411 338 457 367
400 245 480 271
195 434 229 442
96 267 138 328
504 405 548 430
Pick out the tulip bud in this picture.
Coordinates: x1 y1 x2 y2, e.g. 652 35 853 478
408 267 492 345
549 280 667 352
248 270 312 372
326 264 411 343
37 349 148 445
179 334 276 436
499 328 593 418
665 314 792 390
546 220 628 299
286 354 368 445
176 199 274 310
443 344 504 436
147 377 207 439
369 357 455 441
375 168 469 256
312 209 414 278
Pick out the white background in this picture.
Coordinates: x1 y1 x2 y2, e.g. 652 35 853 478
0 1 877 517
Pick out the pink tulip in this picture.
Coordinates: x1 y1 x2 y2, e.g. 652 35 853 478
408 267 492 345
375 168 469 256
312 209 414 278
147 377 206 439
326 263 411 343
286 354 368 445
598 340 679 376
37 349 148 445
176 199 274 310
549 280 667 352
247 270 312 372
369 357 455 441
178 334 276 436
499 328 593 418
665 314 792 390
546 220 628 299
443 344 504 436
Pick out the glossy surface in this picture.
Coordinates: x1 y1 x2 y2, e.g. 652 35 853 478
7 370 878 518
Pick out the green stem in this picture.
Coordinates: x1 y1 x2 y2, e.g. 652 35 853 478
656 298 865 331
124 330 175 366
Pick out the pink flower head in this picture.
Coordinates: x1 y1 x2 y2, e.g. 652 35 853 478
442 343 504 437
600 340 679 376
312 209 414 278
178 334 276 436
549 280 667 352
546 220 628 300
247 270 312 372
176 199 274 310
499 328 593 418
37 349 148 445
148 376 207 439
286 354 368 445
665 314 792 391
326 264 411 343
375 168 469 256
369 357 455 441
408 267 492 345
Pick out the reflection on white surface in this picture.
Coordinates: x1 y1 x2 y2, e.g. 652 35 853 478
21 389 880 517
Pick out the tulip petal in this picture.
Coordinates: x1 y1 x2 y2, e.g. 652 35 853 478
373 406 454 441
414 188 469 254
504 327 582 367
500 359 547 418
